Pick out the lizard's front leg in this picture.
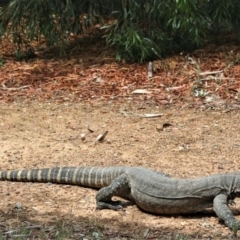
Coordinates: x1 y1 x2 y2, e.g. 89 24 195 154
96 173 131 210
213 193 240 230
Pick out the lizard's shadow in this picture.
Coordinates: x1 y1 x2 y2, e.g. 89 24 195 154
137 207 240 220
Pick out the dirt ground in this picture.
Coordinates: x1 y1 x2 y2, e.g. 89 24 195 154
0 100 240 239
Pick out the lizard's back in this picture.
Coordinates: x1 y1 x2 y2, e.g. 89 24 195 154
128 168 239 214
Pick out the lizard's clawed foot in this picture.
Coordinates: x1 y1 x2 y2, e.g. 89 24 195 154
96 200 124 210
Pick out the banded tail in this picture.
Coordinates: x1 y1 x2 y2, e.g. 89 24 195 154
0 167 126 188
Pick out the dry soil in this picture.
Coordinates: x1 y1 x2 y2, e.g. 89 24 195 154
0 101 240 239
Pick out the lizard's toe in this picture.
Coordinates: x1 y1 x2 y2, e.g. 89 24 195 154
96 201 124 210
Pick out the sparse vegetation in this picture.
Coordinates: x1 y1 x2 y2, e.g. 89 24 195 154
0 219 213 239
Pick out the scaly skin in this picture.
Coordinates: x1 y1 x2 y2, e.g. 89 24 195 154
0 166 240 230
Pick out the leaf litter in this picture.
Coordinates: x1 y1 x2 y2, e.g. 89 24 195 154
1 30 240 107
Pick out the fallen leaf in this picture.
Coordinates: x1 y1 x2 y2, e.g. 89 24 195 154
156 123 172 132
87 126 94 133
199 70 223 76
131 89 152 94
137 113 163 118
162 123 172 129
95 131 108 142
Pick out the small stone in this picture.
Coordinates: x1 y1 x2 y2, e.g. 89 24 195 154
81 133 86 141
15 202 22 210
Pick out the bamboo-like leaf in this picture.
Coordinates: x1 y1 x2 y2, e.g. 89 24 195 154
0 0 239 62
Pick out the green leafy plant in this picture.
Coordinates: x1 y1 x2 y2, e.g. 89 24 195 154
1 0 240 62
0 58 4 67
